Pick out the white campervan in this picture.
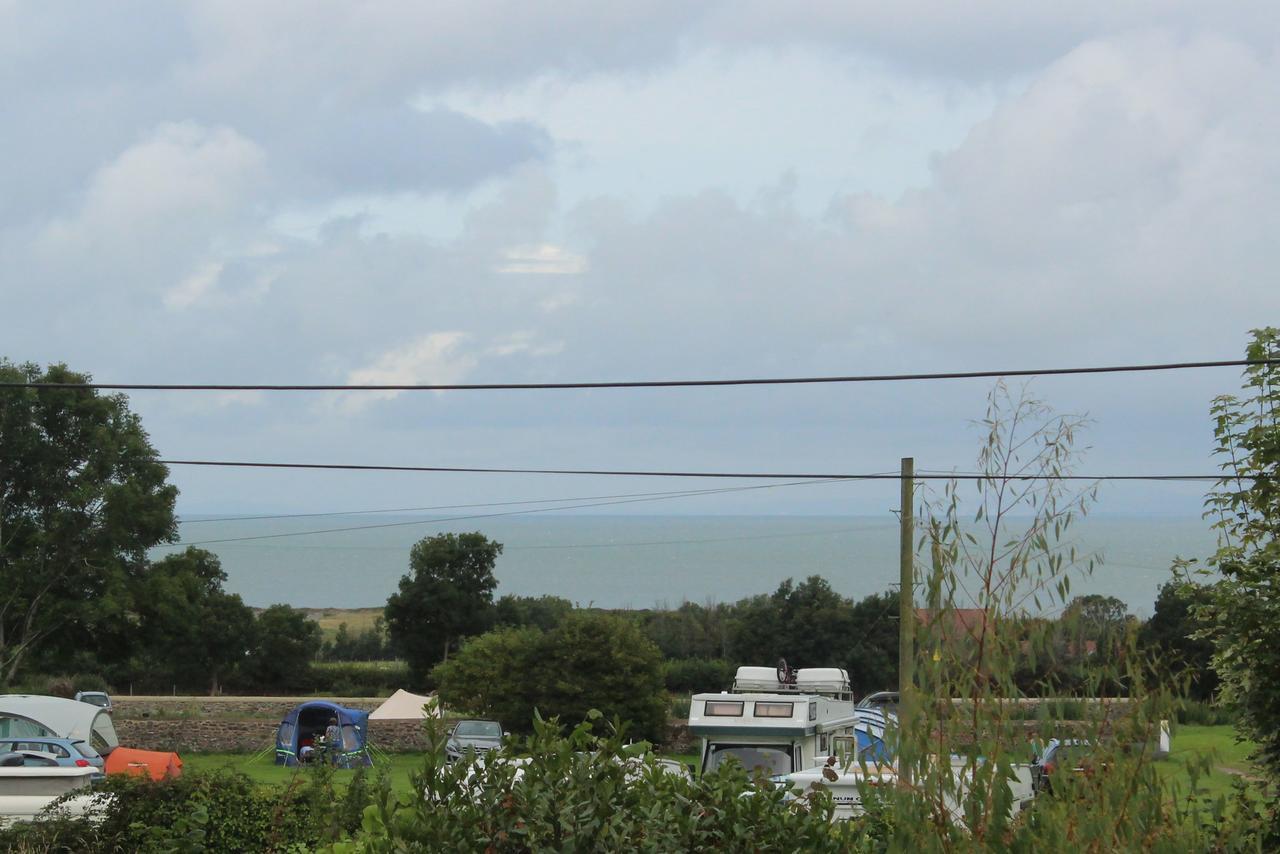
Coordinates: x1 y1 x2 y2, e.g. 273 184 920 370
689 666 891 780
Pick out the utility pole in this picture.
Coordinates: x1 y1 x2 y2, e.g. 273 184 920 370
898 456 915 783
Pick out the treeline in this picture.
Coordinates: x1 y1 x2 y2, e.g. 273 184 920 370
449 577 1216 702
8 546 328 696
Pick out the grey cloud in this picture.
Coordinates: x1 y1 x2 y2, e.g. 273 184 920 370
3 20 1278 516
283 106 549 197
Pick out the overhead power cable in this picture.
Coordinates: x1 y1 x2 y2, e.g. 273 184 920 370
5 358 1279 392
158 475 892 548
178 478 856 523
158 458 1234 481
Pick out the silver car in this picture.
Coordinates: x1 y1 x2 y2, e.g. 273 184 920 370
446 719 504 762
74 691 114 715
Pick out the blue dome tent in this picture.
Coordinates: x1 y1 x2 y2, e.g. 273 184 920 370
275 701 372 767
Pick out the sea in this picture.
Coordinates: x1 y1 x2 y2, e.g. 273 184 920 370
157 515 1220 618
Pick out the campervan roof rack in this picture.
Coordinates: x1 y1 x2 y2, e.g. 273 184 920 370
732 666 854 700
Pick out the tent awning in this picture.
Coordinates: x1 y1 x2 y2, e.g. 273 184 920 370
369 689 440 720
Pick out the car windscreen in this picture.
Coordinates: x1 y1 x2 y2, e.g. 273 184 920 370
454 721 501 738
80 694 110 708
705 745 793 777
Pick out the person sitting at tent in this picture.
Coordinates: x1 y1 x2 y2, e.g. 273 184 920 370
323 717 341 764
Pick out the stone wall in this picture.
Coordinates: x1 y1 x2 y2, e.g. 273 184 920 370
115 717 435 753
115 719 280 753
111 697 691 753
112 696 427 753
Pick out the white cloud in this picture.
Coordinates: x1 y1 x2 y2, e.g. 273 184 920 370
495 243 587 274
486 331 566 357
338 332 478 411
36 122 265 266
164 262 224 310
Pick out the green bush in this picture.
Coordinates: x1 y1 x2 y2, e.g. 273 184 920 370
1176 699 1236 726
307 661 414 697
435 612 669 742
0 764 380 853
662 657 734 694
330 713 872 853
5 672 111 698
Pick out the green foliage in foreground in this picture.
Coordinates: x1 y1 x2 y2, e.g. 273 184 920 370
1198 327 1280 781
0 763 376 853
331 713 870 853
2 722 1274 853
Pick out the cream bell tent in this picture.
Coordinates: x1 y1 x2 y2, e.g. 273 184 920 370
369 690 440 721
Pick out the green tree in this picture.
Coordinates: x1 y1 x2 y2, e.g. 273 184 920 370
244 604 320 691
1138 581 1218 702
493 594 573 631
845 591 899 695
0 360 178 683
729 576 854 669
1198 327 1280 777
134 548 254 693
1061 593 1131 655
385 532 501 683
431 625 542 726
640 601 730 660
435 612 668 741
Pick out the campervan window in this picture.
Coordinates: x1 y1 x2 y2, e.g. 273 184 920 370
833 731 890 765
753 702 793 718
704 701 744 717
706 745 792 776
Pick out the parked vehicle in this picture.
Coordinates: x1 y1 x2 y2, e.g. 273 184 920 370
1031 738 1097 795
74 692 113 715
855 691 899 718
0 763 105 825
0 738 104 771
689 665 884 780
0 695 120 758
446 720 504 762
693 670 1035 821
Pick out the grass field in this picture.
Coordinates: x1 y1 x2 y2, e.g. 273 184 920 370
183 751 425 797
183 725 1255 806
301 607 384 640
1157 724 1258 802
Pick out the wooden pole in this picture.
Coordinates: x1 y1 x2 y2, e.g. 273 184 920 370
898 456 915 783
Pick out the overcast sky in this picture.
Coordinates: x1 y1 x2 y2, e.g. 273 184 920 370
3 2 1278 521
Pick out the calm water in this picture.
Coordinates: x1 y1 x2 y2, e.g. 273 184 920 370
155 515 1219 617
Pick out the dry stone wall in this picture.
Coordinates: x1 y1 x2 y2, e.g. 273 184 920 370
112 697 690 753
